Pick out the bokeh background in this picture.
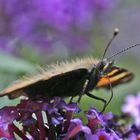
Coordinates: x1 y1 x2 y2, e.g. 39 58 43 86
0 0 140 114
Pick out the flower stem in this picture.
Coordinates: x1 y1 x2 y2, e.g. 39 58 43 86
36 111 46 140
9 123 29 140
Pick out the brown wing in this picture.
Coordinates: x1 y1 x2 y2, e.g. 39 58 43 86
0 57 98 98
0 68 88 99
0 75 44 98
96 66 134 88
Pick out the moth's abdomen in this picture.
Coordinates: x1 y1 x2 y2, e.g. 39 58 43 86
96 66 134 89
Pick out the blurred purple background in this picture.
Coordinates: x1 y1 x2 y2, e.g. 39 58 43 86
0 0 117 57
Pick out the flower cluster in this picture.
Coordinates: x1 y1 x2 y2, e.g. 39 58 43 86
0 0 116 54
1 93 140 139
121 92 140 139
122 92 140 126
0 97 120 140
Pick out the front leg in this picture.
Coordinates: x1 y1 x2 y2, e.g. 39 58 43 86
86 92 107 114
76 94 83 103
69 94 83 104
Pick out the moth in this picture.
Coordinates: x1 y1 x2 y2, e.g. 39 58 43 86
0 28 136 112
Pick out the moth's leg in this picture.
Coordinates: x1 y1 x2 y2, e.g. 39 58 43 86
86 92 107 114
76 94 83 103
69 94 83 104
69 96 74 103
75 66 96 104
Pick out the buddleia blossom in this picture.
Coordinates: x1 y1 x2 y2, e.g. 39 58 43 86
1 94 140 139
0 0 116 54
0 97 121 140
122 92 140 126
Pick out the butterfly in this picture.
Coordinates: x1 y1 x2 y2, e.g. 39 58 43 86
0 28 136 112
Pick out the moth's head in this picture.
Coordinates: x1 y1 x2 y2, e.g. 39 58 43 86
97 28 118 75
97 59 114 75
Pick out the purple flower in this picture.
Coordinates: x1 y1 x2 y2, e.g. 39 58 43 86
0 107 20 138
122 92 140 126
63 108 119 140
85 108 105 132
85 128 120 140
4 91 140 140
1 91 140 139
0 98 80 139
63 119 91 140
96 129 120 140
127 133 140 140
33 0 115 31
85 108 113 132
84 109 119 140
0 0 116 54
0 98 120 140
121 125 140 140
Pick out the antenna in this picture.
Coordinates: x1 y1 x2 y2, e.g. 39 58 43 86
102 28 119 60
107 43 140 60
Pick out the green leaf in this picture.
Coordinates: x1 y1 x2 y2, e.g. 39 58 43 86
0 53 37 73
